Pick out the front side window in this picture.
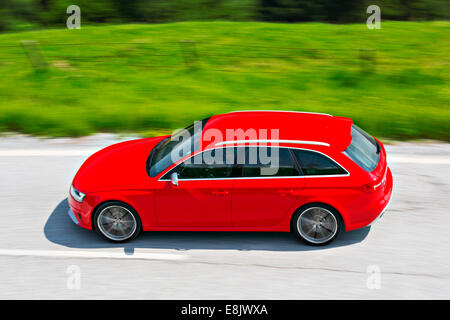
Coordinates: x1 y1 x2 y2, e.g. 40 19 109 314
163 148 237 179
291 149 347 176
344 124 380 172
148 118 210 177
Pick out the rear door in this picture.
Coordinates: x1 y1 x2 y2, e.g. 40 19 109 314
231 146 305 227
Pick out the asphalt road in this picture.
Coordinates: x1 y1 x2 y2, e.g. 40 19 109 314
0 134 449 299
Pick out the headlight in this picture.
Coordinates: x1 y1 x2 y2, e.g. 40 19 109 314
70 185 86 202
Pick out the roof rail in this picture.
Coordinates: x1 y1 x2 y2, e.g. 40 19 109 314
228 110 332 116
215 139 330 147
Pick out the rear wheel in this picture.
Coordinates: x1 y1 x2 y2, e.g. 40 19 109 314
93 201 142 243
292 204 341 246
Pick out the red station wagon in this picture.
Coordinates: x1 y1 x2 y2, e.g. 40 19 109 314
68 111 393 245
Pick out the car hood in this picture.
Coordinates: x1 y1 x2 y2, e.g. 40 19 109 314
73 136 166 192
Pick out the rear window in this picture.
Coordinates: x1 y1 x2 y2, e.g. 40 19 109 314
344 125 380 172
291 149 347 176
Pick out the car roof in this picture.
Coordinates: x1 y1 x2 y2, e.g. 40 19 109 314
202 110 353 151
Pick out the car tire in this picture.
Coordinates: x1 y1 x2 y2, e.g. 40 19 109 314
292 204 342 246
93 201 142 243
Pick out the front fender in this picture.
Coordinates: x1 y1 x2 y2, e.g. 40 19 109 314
88 189 156 229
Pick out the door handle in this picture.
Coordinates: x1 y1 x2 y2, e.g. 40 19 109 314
212 191 229 196
277 189 295 196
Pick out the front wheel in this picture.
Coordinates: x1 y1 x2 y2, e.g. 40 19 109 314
292 204 342 246
93 201 142 243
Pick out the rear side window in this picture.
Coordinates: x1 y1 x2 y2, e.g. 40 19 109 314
291 149 347 176
238 147 299 177
344 125 380 172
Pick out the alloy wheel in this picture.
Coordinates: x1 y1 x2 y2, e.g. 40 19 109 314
97 205 137 241
297 207 338 244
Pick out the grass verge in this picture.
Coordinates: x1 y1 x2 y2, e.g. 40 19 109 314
0 21 448 140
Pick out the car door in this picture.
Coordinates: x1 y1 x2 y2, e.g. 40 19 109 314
154 148 235 227
232 146 305 227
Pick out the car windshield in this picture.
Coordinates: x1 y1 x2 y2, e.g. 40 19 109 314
344 124 380 172
148 118 209 177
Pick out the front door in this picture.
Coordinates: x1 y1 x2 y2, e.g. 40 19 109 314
154 148 235 227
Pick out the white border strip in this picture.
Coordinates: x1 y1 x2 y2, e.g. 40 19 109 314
229 110 332 116
158 146 349 181
215 140 330 147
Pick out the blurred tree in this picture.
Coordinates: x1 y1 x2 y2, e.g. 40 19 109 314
259 0 321 22
321 0 366 23
370 0 450 20
41 0 123 25
130 0 257 23
0 0 447 32
259 0 367 22
0 0 40 31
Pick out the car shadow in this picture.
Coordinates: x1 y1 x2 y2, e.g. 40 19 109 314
44 199 370 252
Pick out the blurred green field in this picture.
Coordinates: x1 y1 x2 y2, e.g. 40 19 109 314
0 21 448 140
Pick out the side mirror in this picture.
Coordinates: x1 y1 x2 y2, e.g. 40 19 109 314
171 172 179 186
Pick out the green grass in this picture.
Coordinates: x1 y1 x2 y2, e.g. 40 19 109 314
0 21 449 140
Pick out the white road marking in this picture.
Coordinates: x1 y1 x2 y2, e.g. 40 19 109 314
388 155 450 165
0 149 98 156
0 249 189 261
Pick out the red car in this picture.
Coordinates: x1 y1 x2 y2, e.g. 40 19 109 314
68 111 393 245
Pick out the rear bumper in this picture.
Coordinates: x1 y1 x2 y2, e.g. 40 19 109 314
368 187 393 226
345 166 393 231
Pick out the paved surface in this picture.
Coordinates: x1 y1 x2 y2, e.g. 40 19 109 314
0 134 449 299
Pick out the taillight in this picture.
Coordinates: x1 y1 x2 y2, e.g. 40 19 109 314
362 183 375 193
361 178 384 193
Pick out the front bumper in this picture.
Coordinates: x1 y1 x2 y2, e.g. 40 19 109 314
68 208 79 225
68 193 93 229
